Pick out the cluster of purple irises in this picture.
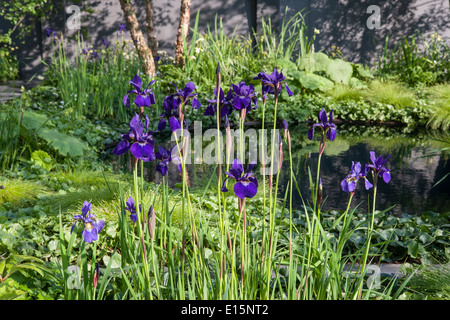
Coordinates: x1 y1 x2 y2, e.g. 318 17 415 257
306 107 391 194
70 64 391 242
110 68 294 202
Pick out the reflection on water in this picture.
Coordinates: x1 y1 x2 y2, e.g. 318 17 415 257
111 124 450 215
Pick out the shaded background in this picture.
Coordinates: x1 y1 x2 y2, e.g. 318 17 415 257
0 0 449 82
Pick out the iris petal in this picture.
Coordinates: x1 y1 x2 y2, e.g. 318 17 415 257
130 142 155 162
382 171 391 183
234 180 258 199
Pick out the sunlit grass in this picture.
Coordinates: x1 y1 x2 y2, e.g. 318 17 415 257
425 84 450 130
363 80 417 109
0 178 47 207
325 83 364 102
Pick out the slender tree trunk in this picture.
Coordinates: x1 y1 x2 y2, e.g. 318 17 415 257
175 0 191 67
119 0 156 77
144 0 158 58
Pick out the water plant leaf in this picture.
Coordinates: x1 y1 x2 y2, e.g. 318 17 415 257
326 59 353 84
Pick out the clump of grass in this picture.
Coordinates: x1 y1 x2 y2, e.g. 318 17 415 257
363 80 417 109
325 83 364 102
0 178 47 207
405 263 450 299
425 84 450 130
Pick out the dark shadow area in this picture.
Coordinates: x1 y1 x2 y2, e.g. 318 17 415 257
281 0 450 66
2 0 448 81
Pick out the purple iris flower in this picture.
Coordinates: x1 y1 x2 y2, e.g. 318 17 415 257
254 68 293 98
308 108 337 142
111 113 156 162
166 82 201 127
119 24 127 34
231 81 257 113
45 27 56 37
157 94 186 131
125 196 141 222
341 161 373 193
71 201 105 243
221 159 259 199
101 37 109 48
155 145 182 176
365 151 391 184
203 87 234 118
169 82 201 110
123 74 156 109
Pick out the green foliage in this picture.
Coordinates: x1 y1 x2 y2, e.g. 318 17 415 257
21 110 88 158
299 52 331 73
325 59 353 85
376 33 449 87
0 44 19 82
45 34 143 122
0 254 45 299
425 84 450 130
403 263 450 300
30 150 54 171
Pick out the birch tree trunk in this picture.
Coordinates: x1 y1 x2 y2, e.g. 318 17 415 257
175 0 191 67
144 0 158 58
119 0 156 77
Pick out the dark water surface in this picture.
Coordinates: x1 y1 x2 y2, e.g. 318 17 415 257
113 124 450 215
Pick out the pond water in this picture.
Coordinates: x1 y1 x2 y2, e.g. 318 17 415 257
111 123 450 216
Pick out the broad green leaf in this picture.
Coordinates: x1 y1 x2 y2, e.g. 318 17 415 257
21 111 53 131
37 127 87 157
31 150 54 171
0 282 27 300
326 59 353 84
21 111 87 157
103 254 122 270
299 52 331 73
349 77 368 89
407 240 426 258
274 58 298 72
355 64 374 79
297 72 334 92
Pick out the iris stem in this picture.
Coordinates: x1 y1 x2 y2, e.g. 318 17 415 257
133 159 152 299
358 174 378 300
215 80 224 296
